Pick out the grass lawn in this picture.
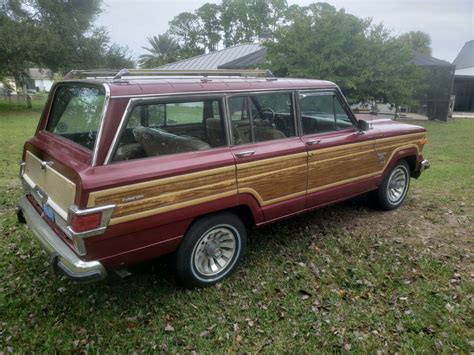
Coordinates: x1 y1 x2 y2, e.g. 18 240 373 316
0 100 472 352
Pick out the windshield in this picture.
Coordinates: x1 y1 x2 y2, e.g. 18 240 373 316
45 85 106 150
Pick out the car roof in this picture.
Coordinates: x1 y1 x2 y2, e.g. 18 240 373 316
62 77 338 98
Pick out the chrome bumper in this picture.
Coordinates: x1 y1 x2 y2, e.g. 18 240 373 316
420 159 430 172
412 159 430 179
17 196 107 282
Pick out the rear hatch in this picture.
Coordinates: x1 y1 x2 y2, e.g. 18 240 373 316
21 83 108 244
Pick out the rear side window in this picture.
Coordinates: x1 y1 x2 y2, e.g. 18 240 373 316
46 85 106 150
112 98 226 162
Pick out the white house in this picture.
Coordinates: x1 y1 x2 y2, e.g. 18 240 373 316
27 68 54 92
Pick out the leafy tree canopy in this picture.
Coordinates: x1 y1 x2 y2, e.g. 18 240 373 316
266 3 428 104
398 31 432 56
0 0 134 82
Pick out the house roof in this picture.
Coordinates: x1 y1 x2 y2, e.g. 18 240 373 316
453 40 474 70
218 47 267 69
455 67 474 77
411 52 454 67
156 43 266 70
28 68 53 80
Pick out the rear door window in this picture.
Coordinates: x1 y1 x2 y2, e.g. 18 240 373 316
229 92 295 145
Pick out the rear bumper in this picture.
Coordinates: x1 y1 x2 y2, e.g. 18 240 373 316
17 196 107 282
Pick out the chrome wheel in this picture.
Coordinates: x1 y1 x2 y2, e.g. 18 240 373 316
386 165 409 204
192 225 238 277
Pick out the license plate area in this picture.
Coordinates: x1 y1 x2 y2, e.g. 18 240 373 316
43 203 55 223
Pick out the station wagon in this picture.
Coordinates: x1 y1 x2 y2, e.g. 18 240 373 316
17 69 430 287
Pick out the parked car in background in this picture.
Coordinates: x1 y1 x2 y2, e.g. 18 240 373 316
17 69 430 287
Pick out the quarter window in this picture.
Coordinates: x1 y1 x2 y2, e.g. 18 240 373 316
229 93 295 145
301 93 354 135
112 99 225 162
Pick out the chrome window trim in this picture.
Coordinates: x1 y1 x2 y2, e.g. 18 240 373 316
91 83 111 166
222 95 234 146
109 86 336 99
104 87 337 164
104 98 134 164
104 93 230 165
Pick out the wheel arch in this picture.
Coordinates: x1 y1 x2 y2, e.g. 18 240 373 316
382 147 419 179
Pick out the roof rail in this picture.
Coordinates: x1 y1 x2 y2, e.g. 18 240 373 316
63 68 274 80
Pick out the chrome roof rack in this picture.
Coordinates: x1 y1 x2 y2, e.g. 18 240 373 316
64 68 274 81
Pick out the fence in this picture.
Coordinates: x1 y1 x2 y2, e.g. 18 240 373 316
0 93 32 108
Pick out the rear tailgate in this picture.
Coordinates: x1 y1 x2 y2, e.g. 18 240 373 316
23 150 76 221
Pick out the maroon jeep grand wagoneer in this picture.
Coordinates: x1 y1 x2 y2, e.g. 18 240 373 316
17 69 430 287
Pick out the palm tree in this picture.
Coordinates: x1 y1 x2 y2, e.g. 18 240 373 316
138 34 180 68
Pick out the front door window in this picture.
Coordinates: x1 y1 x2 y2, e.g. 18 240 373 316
300 92 354 135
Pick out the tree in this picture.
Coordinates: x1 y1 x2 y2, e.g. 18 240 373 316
168 12 204 57
398 31 432 55
102 44 135 69
219 0 288 47
138 34 180 68
196 3 222 52
0 0 135 83
266 3 425 105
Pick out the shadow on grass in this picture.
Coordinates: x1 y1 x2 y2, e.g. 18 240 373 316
89 194 376 294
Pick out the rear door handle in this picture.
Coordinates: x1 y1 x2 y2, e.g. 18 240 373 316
235 150 255 158
306 139 321 146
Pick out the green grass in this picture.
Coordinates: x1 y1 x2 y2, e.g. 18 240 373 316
412 119 474 206
0 101 472 352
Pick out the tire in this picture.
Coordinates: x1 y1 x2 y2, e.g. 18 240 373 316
371 160 411 211
175 213 247 288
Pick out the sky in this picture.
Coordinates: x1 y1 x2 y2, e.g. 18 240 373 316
97 0 474 63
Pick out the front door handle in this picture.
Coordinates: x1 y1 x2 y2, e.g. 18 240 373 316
235 150 255 158
306 139 321 146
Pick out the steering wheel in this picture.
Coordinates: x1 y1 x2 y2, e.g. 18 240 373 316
253 108 275 124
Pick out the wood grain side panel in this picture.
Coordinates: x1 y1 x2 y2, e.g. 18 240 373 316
307 134 425 193
87 166 237 224
375 135 425 169
237 154 307 205
308 150 379 190
309 140 374 162
307 140 377 191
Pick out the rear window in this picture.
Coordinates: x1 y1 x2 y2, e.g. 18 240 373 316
45 85 106 150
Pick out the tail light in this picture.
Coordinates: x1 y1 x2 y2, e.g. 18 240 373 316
66 204 115 255
70 212 102 232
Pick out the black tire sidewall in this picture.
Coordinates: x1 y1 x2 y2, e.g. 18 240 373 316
175 213 246 287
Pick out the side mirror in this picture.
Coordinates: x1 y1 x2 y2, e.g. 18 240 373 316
357 119 369 133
